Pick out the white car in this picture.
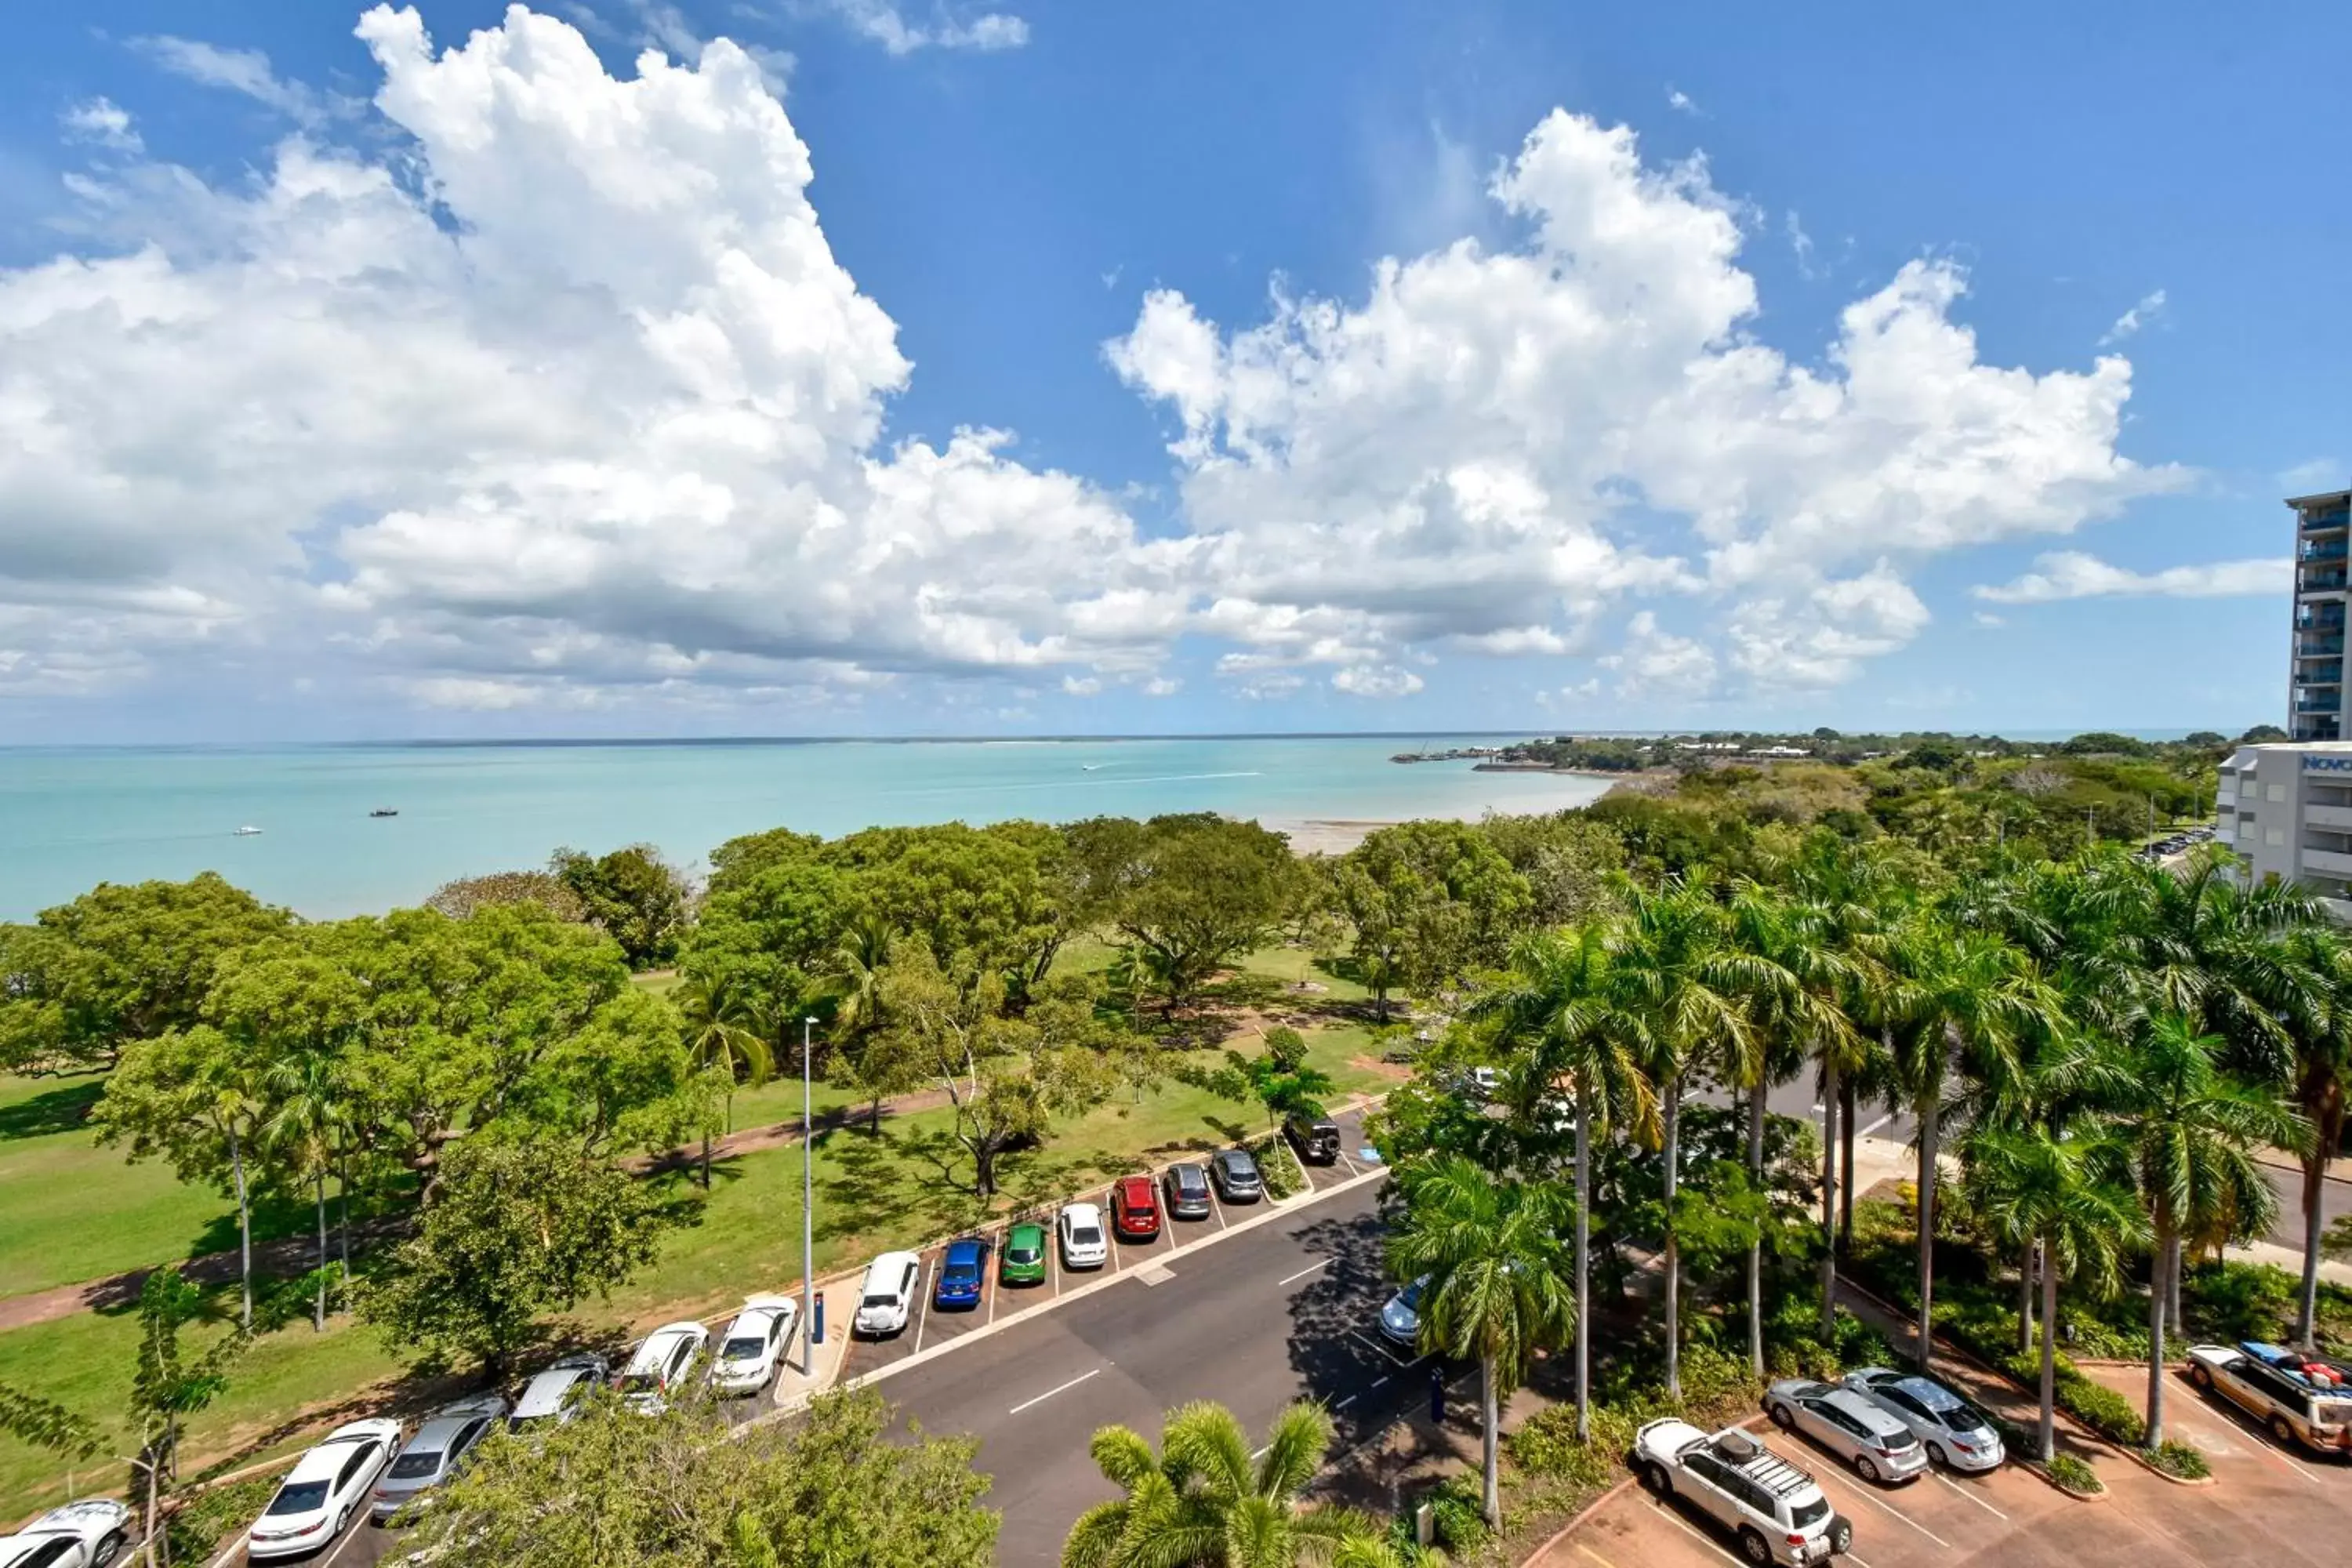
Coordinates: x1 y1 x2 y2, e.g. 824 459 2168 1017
853 1250 924 1338
1764 1378 1927 1484
0 1500 133 1568
370 1393 508 1522
506 1351 608 1435
617 1321 709 1414
1379 1278 1427 1349
1841 1367 2006 1472
1634 1419 1849 1566
247 1417 401 1559
709 1295 801 1396
1058 1203 1109 1270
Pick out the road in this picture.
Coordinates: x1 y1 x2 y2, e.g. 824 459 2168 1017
876 1175 1432 1566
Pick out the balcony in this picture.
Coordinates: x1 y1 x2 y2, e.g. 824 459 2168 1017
2309 804 2352 831
2304 540 2351 563
2298 662 2345 685
2303 508 2352 532
2296 700 2342 715
2300 847 2352 879
2301 570 2349 593
2299 636 2346 657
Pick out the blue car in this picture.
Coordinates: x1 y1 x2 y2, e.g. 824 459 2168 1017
934 1239 989 1310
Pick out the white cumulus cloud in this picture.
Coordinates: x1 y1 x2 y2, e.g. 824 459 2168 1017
2099 288 2167 347
61 98 143 151
814 0 1028 54
1973 551 2288 604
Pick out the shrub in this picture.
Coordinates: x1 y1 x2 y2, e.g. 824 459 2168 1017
2147 1439 2210 1480
168 1475 281 1561
2045 1453 2103 1495
1243 1134 1305 1200
1423 1472 1492 1550
1505 1406 1613 1488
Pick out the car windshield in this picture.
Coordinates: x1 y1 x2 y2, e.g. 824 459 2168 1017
1007 1241 1041 1262
723 1335 768 1359
1399 1280 1424 1309
1944 1396 1995 1429
945 1261 978 1282
387 1451 443 1481
617 1373 662 1395
507 1413 550 1432
861 1293 896 1310
268 1481 332 1516
1176 1170 1207 1192
1073 1225 1102 1246
1791 1497 1828 1529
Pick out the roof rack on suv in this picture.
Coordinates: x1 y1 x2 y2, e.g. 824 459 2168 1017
1706 1430 1816 1497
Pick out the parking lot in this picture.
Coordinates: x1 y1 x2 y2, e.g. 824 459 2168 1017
1548 1350 2352 1568
844 1105 1383 1379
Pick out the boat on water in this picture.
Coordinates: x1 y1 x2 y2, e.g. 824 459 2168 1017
369 808 398 818
1080 764 1103 771
233 826 263 836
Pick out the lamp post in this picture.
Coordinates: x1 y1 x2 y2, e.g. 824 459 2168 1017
802 1015 818 1373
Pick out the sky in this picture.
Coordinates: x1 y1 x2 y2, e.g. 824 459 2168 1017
0 0 2345 743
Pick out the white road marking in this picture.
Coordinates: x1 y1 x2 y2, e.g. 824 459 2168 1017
1815 1468 1949 1548
1007 1367 1102 1416
1370 1374 1390 1389
1573 1544 1617 1568
1933 1468 2008 1519
911 1262 933 1353
1334 1393 1358 1410
1642 1498 1746 1564
1845 1554 1875 1568
1858 1112 1895 1138
1279 1259 1329 1286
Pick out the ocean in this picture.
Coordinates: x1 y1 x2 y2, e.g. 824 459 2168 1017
0 736 1615 921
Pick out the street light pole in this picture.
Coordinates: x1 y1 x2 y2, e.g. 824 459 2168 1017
802 1015 818 1374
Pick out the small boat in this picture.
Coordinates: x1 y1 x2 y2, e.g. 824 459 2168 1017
233 826 263 837
1080 764 1103 771
368 808 398 818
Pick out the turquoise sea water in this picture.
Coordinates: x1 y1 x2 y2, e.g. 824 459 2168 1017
0 736 1614 921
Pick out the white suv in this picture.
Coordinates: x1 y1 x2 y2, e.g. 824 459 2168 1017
1635 1420 1850 1566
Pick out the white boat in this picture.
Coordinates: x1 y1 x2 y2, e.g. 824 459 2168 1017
233 826 263 836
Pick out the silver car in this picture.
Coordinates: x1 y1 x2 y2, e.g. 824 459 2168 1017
370 1393 507 1521
1765 1377 1927 1484
1841 1367 2006 1472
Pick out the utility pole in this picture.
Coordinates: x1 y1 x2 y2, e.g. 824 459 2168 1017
802 1015 818 1373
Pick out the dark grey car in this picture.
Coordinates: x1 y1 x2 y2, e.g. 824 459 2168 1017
1284 1116 1341 1164
1162 1161 1214 1219
1210 1149 1263 1203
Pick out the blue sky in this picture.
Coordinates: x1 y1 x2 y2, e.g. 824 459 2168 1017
0 0 2343 742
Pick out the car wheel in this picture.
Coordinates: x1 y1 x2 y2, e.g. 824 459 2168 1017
1768 1402 1795 1431
1855 1454 1879 1483
1827 1515 1854 1555
1737 1526 1772 1566
1925 1441 1947 1468
2187 1363 2211 1391
1643 1461 1673 1497
93 1530 127 1567
2271 1414 2296 1447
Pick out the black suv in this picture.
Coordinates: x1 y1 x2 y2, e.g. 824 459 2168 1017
1283 1116 1341 1164
1210 1148 1263 1203
1161 1161 1214 1220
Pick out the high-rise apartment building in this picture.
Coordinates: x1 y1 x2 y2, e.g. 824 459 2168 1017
2291 488 2352 742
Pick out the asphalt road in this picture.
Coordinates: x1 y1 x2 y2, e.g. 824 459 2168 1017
877 1175 1432 1566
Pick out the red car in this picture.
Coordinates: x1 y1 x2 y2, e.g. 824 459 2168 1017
1110 1174 1161 1240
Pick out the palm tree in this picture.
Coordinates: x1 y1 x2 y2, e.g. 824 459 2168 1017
1962 1126 2145 1461
263 1044 351 1333
1884 916 2061 1372
2100 1011 2306 1448
818 914 895 1036
1475 924 1653 1442
2276 926 2351 1351
1062 1399 1396 1567
673 972 776 1189
1386 1152 1575 1524
1612 875 1777 1399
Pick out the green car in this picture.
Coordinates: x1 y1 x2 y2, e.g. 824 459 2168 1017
1000 1221 1049 1286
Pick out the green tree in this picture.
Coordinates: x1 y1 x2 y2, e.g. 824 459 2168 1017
867 944 1118 1196
1191 1026 1336 1138
551 844 692 968
1884 916 2060 1372
1475 923 1652 1441
2280 927 2352 1348
2100 1011 2306 1448
0 873 290 1075
129 1265 245 1566
1331 820 1530 1020
95 1025 269 1330
361 1134 694 1379
408 1385 996 1567
1062 1399 1393 1568
1960 1127 2144 1462
1108 815 1301 1012
1476 812 1626 929
1386 1154 1575 1526
673 971 776 1189
424 869 586 921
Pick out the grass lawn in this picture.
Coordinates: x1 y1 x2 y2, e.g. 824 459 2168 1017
0 1020 1399 1523
1232 943 1374 1004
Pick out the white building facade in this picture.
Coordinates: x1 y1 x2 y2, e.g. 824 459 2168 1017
2219 741 2352 920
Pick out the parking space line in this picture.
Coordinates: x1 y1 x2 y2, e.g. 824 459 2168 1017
1279 1259 1328 1286
910 1261 933 1353
1209 1189 1229 1229
1812 1469 1949 1548
2190 1392 2322 1484
984 1231 1000 1326
1933 1469 2007 1519
1845 1554 1875 1568
1573 1544 1616 1568
1642 1499 1745 1565
1007 1367 1101 1416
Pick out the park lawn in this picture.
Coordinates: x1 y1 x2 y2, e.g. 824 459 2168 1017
1232 943 1373 1003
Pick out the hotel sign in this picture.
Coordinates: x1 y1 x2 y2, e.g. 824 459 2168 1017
2303 756 2352 772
